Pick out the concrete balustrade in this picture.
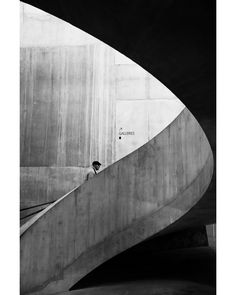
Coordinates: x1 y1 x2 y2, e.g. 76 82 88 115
20 108 213 294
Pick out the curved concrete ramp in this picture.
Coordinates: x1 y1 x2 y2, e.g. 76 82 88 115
20 108 213 294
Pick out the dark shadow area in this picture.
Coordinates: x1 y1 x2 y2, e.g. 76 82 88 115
70 227 215 290
68 280 215 295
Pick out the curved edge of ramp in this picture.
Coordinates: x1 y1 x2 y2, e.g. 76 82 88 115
20 108 214 294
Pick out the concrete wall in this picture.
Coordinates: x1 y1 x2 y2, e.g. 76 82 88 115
20 3 184 208
20 45 116 167
20 108 214 294
114 62 184 159
20 43 116 207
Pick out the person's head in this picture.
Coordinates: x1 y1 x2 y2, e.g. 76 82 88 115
92 161 101 171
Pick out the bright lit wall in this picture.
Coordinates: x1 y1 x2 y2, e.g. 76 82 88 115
20 3 185 207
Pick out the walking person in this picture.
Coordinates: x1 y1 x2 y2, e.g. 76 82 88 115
85 161 101 181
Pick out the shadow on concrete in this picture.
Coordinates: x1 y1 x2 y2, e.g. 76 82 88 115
70 229 215 291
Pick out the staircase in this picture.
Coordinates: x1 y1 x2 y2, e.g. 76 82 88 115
20 108 213 294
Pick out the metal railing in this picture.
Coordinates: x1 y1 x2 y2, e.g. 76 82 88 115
20 200 56 220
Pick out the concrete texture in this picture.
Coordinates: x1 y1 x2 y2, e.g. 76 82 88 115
21 0 216 213
20 45 116 167
116 99 184 160
20 3 184 210
20 167 88 208
22 0 216 173
21 0 216 243
20 109 213 294
20 4 98 47
20 43 116 207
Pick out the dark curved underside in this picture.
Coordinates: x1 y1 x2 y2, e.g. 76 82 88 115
21 0 216 229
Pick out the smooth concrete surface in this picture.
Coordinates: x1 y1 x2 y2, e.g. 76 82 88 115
20 3 184 209
20 3 99 47
21 1 216 221
20 167 88 208
20 43 116 207
20 45 116 167
22 0 215 125
115 64 176 101
20 109 213 294
116 99 184 159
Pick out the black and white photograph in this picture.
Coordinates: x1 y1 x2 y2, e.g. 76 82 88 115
19 1 216 294
2 1 226 294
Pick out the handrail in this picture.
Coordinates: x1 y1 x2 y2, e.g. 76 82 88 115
20 184 81 236
20 200 56 211
20 109 186 236
20 208 46 220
